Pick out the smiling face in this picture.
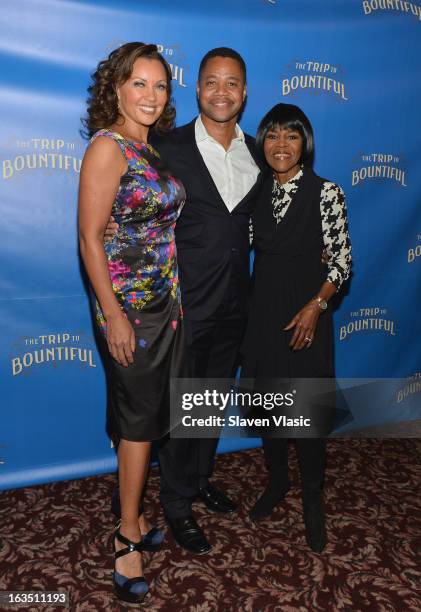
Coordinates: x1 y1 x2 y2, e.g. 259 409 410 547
196 56 246 125
116 57 169 140
263 124 303 184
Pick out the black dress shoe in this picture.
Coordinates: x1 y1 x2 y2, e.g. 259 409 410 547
166 515 212 555
302 494 327 553
249 482 290 521
198 484 238 513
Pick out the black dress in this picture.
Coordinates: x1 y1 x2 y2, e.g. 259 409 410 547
90 130 186 442
241 166 352 494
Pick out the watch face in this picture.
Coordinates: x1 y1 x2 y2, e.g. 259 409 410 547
314 297 327 310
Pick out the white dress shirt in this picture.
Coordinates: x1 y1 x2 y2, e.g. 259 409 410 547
195 115 259 212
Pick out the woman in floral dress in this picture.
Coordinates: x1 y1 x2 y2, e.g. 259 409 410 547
78 43 185 603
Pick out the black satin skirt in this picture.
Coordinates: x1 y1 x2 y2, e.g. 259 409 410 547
97 294 187 442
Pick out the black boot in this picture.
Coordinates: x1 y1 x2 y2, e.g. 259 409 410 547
302 491 326 553
296 438 327 552
250 480 290 520
250 438 290 520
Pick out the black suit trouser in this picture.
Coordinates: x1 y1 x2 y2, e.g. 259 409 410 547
158 295 246 518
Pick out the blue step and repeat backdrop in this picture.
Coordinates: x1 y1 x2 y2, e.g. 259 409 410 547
1 0 420 489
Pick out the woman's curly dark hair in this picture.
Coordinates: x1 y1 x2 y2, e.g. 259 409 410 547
81 42 175 139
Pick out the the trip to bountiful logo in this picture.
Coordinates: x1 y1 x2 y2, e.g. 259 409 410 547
282 60 348 101
395 372 421 404
2 137 82 181
157 43 187 88
408 234 421 263
11 332 98 376
339 307 396 341
351 152 407 187
362 0 421 20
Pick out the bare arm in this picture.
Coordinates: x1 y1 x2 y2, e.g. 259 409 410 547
78 137 135 367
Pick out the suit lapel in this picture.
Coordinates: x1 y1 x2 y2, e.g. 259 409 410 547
181 118 263 214
245 135 264 171
230 134 264 214
182 119 228 211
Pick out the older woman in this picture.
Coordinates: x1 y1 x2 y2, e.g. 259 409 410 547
78 42 185 602
241 103 351 553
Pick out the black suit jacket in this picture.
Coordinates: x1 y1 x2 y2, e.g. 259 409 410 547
151 119 264 320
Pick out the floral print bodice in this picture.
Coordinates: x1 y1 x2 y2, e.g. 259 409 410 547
90 129 185 332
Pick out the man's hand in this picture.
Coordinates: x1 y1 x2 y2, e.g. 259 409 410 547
321 249 330 265
104 215 119 241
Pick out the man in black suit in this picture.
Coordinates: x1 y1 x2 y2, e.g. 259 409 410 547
111 48 263 553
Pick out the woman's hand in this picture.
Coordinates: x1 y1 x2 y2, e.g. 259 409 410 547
283 301 321 350
106 312 136 367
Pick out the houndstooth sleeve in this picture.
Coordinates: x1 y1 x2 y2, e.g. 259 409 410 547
320 181 352 290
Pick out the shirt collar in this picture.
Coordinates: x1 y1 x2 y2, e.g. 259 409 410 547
195 115 245 145
273 166 304 189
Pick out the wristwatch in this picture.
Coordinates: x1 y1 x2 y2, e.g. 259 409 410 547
312 296 328 311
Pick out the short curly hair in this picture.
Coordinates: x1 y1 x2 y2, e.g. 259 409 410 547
82 42 175 139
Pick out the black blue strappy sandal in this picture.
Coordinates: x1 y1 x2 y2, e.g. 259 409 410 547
115 519 165 551
140 525 165 551
112 488 165 551
113 529 149 604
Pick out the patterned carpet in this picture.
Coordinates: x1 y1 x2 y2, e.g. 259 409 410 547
1 440 420 611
